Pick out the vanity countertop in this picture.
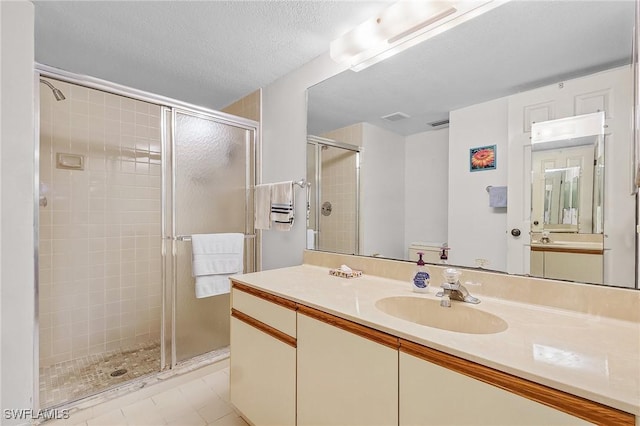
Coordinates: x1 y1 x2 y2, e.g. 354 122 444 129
231 264 640 415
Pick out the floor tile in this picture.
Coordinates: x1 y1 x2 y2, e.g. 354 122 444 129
43 360 237 426
165 411 206 426
202 369 229 402
196 396 234 424
121 398 157 419
178 379 220 410
207 412 248 426
86 408 127 426
121 398 165 425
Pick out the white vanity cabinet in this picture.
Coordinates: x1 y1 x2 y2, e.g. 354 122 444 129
399 341 632 426
229 282 297 426
229 280 635 426
544 251 603 284
531 249 603 284
400 352 589 425
296 306 399 426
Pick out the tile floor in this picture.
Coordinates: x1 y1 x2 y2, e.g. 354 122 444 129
40 341 161 408
46 362 248 426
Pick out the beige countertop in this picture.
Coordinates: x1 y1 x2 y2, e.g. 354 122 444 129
232 264 640 415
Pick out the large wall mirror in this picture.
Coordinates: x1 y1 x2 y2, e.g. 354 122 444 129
306 0 638 289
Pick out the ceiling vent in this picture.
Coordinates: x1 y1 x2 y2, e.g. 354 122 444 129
381 112 410 122
429 119 450 128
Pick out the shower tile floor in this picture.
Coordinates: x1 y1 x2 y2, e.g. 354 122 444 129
40 341 161 408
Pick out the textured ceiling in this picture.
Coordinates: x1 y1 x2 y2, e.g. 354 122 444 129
307 0 635 136
34 0 391 110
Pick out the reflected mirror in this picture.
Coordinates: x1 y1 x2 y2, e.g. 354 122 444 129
529 112 606 284
306 0 638 289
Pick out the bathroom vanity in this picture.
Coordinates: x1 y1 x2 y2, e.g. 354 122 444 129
228 254 639 426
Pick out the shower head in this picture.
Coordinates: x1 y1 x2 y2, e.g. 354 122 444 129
39 79 66 101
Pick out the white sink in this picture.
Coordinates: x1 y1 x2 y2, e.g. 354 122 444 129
375 296 508 335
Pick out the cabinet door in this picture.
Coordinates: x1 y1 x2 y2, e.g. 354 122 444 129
297 311 398 426
544 252 603 284
530 251 544 277
230 317 296 426
399 352 592 426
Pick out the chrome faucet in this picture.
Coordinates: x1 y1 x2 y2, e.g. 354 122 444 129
437 268 480 307
540 231 551 244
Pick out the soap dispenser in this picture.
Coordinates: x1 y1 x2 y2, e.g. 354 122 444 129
412 252 430 293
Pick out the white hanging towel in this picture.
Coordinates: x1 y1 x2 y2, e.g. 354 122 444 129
254 184 272 230
489 186 508 208
271 181 294 231
191 233 244 298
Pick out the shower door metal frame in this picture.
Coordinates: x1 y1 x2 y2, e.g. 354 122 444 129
33 64 261 409
307 135 361 255
33 72 42 411
166 107 258 368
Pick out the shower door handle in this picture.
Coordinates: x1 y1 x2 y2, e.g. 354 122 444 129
39 195 48 207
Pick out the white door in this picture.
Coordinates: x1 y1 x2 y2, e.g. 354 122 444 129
506 66 634 286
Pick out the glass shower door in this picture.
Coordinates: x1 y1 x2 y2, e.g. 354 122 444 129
306 138 360 255
169 110 256 364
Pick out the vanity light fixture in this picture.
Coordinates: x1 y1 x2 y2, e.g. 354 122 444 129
531 112 605 146
330 0 507 72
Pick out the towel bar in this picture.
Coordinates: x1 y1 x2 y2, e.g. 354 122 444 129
171 234 256 242
294 178 311 188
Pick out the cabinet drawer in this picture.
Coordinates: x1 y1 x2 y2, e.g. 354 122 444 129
231 283 296 337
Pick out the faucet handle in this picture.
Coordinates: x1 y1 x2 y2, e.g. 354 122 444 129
442 268 461 283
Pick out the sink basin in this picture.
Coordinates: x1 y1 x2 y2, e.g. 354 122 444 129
375 296 508 334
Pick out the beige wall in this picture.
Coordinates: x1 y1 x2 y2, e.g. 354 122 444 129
222 89 261 122
39 80 162 367
262 53 347 270
321 123 363 147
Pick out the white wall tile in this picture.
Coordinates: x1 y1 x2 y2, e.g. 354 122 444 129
39 85 162 367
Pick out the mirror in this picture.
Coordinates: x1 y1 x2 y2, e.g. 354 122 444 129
529 112 607 284
306 1 637 288
530 113 605 235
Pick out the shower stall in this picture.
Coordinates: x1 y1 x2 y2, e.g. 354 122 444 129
36 71 258 408
306 136 360 255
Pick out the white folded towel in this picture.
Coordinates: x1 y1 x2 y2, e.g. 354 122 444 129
271 181 294 231
191 233 244 298
254 184 272 230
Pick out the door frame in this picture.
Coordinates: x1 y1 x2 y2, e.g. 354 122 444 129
306 135 361 255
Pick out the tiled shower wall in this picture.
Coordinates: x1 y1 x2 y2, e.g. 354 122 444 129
39 79 162 367
318 124 361 254
222 89 261 122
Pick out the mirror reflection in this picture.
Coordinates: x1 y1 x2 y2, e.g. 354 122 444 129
306 1 637 289
529 112 606 284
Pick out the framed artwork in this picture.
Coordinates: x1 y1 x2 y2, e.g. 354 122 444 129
470 145 496 172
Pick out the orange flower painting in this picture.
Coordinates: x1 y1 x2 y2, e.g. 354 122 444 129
470 145 496 171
